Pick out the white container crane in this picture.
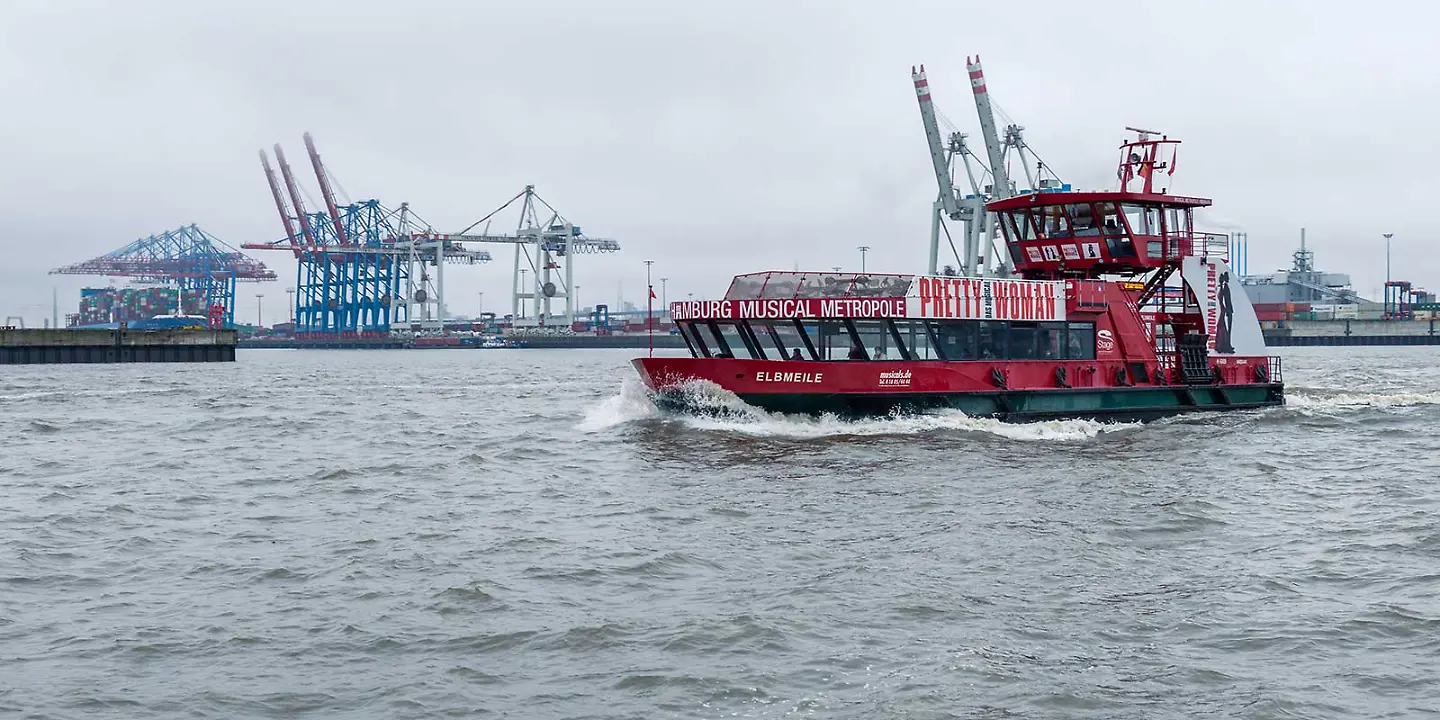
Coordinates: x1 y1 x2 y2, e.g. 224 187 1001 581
912 57 1064 279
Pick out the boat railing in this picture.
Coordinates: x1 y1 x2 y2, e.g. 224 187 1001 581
1267 355 1284 383
1156 353 1284 384
1156 352 1177 376
1156 231 1230 262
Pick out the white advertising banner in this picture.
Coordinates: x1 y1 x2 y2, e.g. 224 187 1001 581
1180 257 1267 356
907 276 1066 322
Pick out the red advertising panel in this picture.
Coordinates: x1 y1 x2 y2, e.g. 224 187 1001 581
670 276 1066 321
669 298 907 321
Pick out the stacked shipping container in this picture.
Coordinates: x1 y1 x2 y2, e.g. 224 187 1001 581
1252 302 1309 323
68 287 210 327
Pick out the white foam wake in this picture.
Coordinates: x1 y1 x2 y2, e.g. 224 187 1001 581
577 378 663 432
1285 389 1440 411
578 378 1131 442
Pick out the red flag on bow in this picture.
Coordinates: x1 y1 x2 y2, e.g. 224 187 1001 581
649 287 657 299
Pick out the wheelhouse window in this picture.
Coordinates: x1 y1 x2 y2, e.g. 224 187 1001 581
1042 205 1072 238
1096 203 1124 237
1069 203 1098 236
1164 207 1191 237
1121 204 1159 236
1003 210 1041 241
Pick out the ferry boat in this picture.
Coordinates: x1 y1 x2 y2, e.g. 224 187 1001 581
631 130 1284 421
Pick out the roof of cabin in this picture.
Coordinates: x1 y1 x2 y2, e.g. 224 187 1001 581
987 191 1211 211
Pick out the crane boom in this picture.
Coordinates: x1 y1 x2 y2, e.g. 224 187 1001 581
966 56 1011 199
259 150 302 257
274 144 318 248
303 132 351 245
912 65 959 218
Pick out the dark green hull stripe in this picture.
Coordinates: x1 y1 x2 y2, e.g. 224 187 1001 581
661 384 1285 422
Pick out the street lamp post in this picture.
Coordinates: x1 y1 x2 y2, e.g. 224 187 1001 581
661 277 668 316
857 246 870 273
255 293 264 329
1384 233 1394 285
643 260 655 354
285 287 295 324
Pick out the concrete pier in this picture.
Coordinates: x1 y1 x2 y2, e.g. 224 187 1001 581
0 328 237 364
1264 319 1440 346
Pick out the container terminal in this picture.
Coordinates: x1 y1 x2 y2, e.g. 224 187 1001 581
1231 231 1439 346
16 68 1439 350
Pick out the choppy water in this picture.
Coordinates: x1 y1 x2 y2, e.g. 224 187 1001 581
3 346 1440 719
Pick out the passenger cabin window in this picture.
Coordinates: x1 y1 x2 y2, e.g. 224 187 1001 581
702 321 755 359
749 319 818 360
932 320 976 360
1036 322 1065 360
681 318 1099 362
849 319 896 360
904 321 940 360
1068 323 1096 360
813 320 856 360
1008 321 1038 360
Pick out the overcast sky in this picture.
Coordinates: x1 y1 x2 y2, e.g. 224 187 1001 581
3 0 1436 326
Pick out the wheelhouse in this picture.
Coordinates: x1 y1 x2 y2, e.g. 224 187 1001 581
989 132 1228 279
989 190 1237 279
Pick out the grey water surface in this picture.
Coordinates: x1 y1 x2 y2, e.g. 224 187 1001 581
2 347 1439 719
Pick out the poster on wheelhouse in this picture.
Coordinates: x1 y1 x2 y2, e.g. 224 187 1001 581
1180 257 1266 356
908 276 1067 322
